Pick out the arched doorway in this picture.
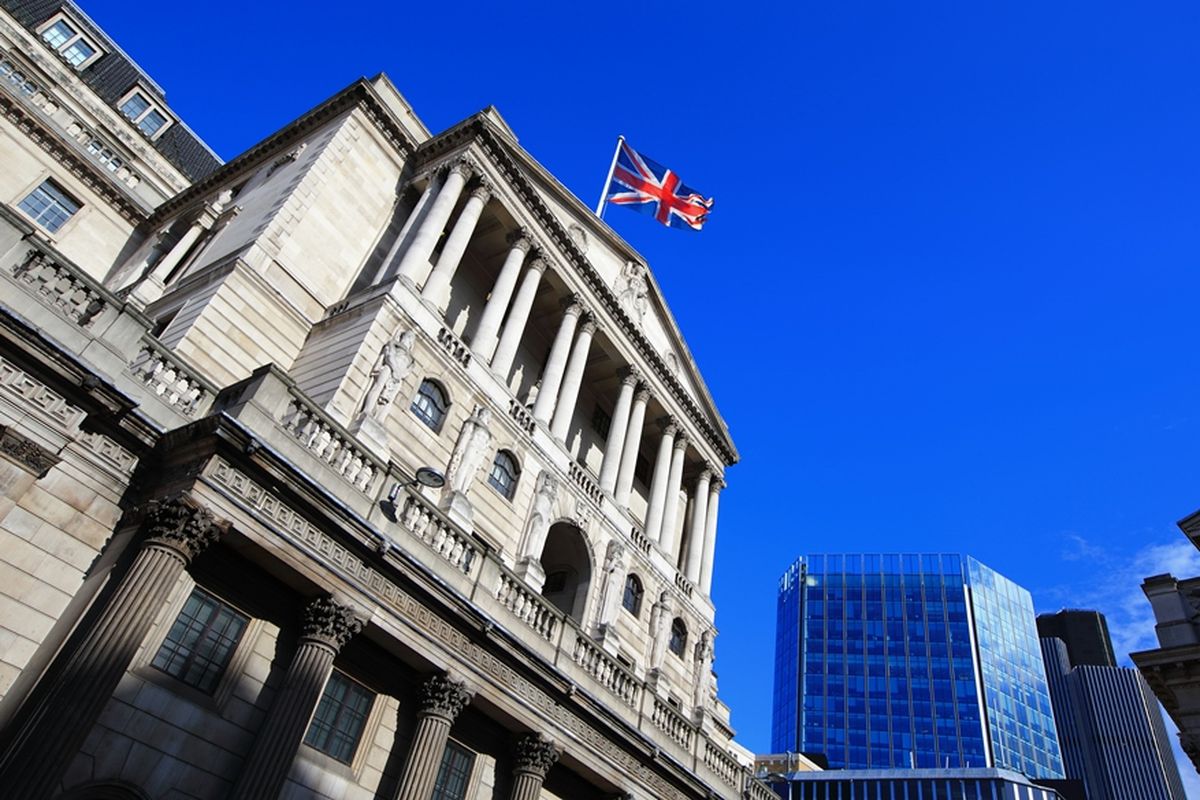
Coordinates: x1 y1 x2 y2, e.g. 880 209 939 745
539 522 591 623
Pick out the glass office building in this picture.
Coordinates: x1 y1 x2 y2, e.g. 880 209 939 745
766 767 1068 800
772 554 1063 779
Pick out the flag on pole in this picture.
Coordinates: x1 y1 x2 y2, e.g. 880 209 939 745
597 140 714 231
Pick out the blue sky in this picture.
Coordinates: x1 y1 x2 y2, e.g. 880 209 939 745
83 0 1200 790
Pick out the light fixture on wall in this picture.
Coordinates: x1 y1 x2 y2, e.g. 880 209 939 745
380 466 446 521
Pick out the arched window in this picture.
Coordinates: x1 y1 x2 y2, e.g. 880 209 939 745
488 450 519 500
411 379 448 431
669 618 687 657
622 574 643 617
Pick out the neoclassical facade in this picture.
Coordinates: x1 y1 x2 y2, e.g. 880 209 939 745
0 2 773 799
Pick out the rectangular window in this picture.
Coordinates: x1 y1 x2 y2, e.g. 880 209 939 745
431 741 475 800
0 59 38 97
304 670 374 764
62 38 96 67
120 92 151 120
151 587 248 693
17 180 80 233
86 139 123 172
41 19 75 49
119 90 171 139
38 14 101 70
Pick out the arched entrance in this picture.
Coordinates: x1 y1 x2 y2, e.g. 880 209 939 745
539 522 591 623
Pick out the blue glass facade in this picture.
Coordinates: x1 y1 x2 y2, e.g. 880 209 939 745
771 554 1064 779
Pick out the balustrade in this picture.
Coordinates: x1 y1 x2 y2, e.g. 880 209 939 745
127 337 211 417
279 392 381 493
568 461 603 506
11 249 109 328
744 777 782 800
651 697 695 751
674 571 695 599
437 325 471 368
629 524 652 556
569 628 640 708
703 740 742 789
397 493 479 575
508 397 535 435
495 571 559 642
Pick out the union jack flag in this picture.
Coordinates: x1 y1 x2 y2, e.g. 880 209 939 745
604 141 714 231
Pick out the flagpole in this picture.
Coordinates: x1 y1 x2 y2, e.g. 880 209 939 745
595 135 625 218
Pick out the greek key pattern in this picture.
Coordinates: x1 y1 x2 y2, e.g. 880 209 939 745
0 356 86 432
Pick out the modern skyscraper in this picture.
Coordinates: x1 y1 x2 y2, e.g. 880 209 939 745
1039 611 1186 800
772 553 1064 779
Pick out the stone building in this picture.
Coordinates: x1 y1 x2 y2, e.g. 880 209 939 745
0 1 773 798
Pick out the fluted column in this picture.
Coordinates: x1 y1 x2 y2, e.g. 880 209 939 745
471 230 531 362
531 299 583 423
614 386 650 505
393 673 473 800
684 468 713 582
231 596 362 799
643 420 677 542
657 436 689 559
509 734 560 800
700 479 723 594
549 316 596 440
491 256 548 378
0 499 224 797
396 160 472 284
599 369 639 492
421 181 491 307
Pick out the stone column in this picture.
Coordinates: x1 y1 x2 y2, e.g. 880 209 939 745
393 673 473 800
421 181 492 307
598 369 639 493
700 479 723 594
146 218 207 283
396 160 472 284
375 184 432 284
549 316 596 441
657 436 689 560
471 230 531 362
509 734 560 800
491 256 548 378
531 299 583 424
643 420 677 542
684 468 712 583
231 596 363 799
0 499 224 797
613 386 649 505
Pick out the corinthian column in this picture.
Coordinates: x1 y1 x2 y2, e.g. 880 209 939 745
421 181 492 307
393 673 473 800
657 436 689 560
643 420 677 542
471 230 531 362
231 596 363 799
599 369 639 492
684 468 713 582
613 386 649 505
396 160 472 284
700 479 723 594
549 316 596 440
509 734 560 800
0 499 224 797
531 299 583 424
491 256 548 378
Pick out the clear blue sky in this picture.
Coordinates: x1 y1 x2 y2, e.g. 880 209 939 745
85 0 1200 788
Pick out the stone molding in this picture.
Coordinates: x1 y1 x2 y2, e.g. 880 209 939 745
507 227 533 251
418 672 473 721
143 497 224 562
300 595 363 651
0 424 60 477
513 733 560 778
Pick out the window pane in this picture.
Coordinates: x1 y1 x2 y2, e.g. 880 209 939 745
62 39 95 67
431 741 475 800
304 671 374 764
411 381 447 429
18 181 80 234
151 588 248 693
138 109 168 136
120 92 150 121
488 452 516 499
42 20 76 50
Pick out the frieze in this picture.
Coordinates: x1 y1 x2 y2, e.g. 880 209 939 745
205 457 707 800
76 431 138 475
0 424 59 477
0 356 87 432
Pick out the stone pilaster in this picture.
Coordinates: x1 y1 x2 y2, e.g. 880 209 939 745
0 498 224 797
509 733 560 800
393 673 473 800
230 596 362 799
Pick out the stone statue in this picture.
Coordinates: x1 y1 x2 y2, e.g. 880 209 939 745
445 405 492 495
521 471 558 558
692 629 714 712
648 590 674 671
359 330 416 421
616 261 649 324
596 540 628 629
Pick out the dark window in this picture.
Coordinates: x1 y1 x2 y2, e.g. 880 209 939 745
304 670 374 763
18 180 79 233
411 380 449 430
488 451 518 500
591 404 611 438
669 618 687 657
431 740 475 800
544 570 567 594
622 574 643 617
151 588 248 693
634 455 651 487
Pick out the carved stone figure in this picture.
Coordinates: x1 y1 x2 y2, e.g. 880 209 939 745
692 629 714 712
648 590 674 671
446 405 493 495
359 329 416 421
521 471 558 558
616 260 649 324
596 540 628 629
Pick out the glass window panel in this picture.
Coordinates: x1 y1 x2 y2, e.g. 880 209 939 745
120 92 150 120
42 20 76 49
62 39 95 66
18 181 80 233
150 588 248 693
431 741 475 800
304 671 374 763
138 108 168 136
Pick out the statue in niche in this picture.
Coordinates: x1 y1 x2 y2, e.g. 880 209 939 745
521 471 558 558
445 405 493 495
692 629 714 712
616 261 650 325
648 590 674 671
359 329 416 421
596 540 628 629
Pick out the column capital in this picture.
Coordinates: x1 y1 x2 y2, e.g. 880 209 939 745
633 385 651 404
618 366 642 387
469 180 493 203
143 497 225 562
560 296 585 317
512 733 560 778
657 416 678 436
526 254 550 274
418 672 473 721
578 314 598 335
710 475 726 493
300 596 363 651
673 434 690 452
507 227 534 252
446 157 475 179
697 465 714 484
